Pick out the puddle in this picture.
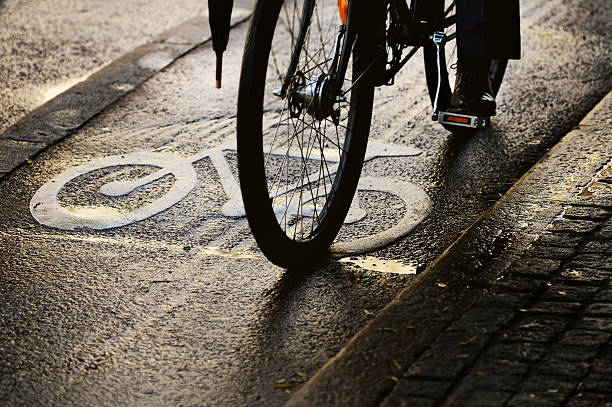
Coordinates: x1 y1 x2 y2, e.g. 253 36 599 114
578 159 612 197
339 256 417 275
66 206 123 217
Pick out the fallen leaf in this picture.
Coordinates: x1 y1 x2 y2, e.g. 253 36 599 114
379 327 397 333
460 336 477 345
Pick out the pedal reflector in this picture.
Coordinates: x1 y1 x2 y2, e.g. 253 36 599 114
439 112 489 129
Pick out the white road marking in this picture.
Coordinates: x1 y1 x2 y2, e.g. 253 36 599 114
30 135 431 257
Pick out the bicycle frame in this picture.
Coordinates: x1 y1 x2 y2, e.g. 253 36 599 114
276 0 457 103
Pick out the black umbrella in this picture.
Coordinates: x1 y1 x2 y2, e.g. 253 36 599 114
208 0 234 88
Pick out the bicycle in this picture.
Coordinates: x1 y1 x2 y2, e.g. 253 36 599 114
236 0 507 268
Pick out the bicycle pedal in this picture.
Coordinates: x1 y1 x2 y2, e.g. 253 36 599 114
438 112 490 129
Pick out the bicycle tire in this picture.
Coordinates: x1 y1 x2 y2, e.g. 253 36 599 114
422 1 507 126
237 0 377 268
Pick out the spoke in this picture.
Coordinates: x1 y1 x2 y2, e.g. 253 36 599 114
304 119 346 153
341 57 379 96
264 104 289 168
277 113 318 233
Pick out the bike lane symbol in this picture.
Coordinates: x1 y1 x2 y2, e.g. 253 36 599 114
30 139 431 255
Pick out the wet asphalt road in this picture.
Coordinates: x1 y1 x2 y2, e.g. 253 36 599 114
0 0 212 134
1 0 611 405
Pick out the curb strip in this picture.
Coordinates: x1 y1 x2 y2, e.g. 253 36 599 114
286 91 612 406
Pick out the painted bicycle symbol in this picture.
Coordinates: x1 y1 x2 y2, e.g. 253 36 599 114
30 139 431 256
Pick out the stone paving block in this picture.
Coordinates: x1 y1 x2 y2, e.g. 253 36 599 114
547 219 601 234
404 359 466 381
528 301 582 316
403 331 490 381
557 268 610 285
524 245 576 260
457 371 524 392
549 343 601 362
559 330 611 348
583 240 612 254
580 193 612 208
533 359 592 378
505 391 565 407
428 330 490 360
542 284 601 302
492 276 545 294
385 379 452 399
506 258 562 278
595 224 612 240
482 341 548 364
477 293 533 310
502 315 570 343
450 305 516 335
471 355 530 377
586 303 612 317
581 371 612 393
599 343 612 360
381 395 435 407
533 231 584 248
519 374 576 398
567 392 612 407
575 317 612 333
595 287 612 300
563 206 611 221
591 357 612 375
447 389 513 407
567 254 612 271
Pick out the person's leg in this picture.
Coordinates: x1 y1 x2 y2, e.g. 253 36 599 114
450 0 495 117
449 0 520 117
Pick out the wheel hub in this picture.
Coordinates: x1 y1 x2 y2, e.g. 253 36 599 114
288 72 339 122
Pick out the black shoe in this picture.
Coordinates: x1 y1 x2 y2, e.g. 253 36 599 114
448 60 496 117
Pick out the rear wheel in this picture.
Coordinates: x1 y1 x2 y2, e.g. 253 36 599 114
237 0 377 268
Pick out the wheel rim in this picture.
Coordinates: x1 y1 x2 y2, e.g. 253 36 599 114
258 0 359 242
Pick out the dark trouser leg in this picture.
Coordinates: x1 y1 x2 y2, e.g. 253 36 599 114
457 0 521 62
445 0 520 118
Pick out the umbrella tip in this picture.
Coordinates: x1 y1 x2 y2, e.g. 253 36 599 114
215 55 223 89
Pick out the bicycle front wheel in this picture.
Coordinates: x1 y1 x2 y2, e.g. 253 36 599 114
237 0 377 268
